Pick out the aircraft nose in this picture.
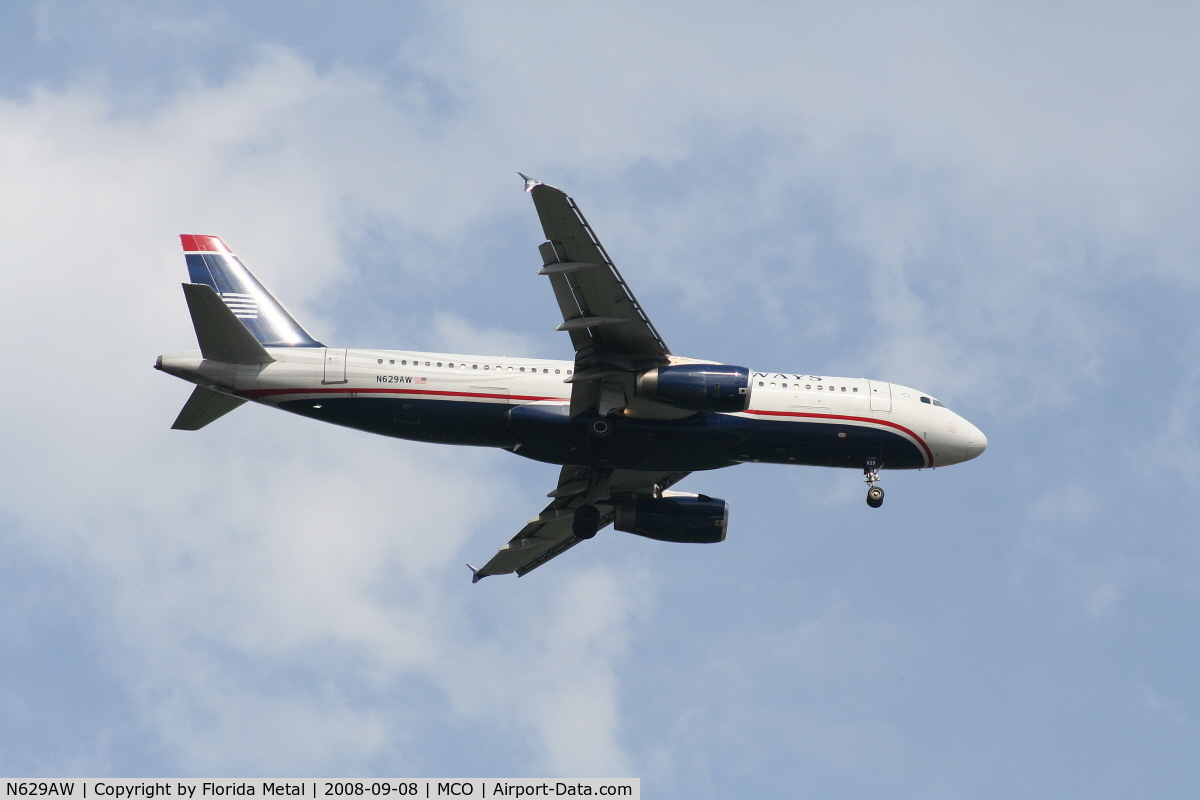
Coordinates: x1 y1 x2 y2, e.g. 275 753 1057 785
965 423 988 460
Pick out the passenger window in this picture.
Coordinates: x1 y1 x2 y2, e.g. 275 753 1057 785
377 359 383 364
841 387 846 392
758 381 764 387
484 365 490 370
389 360 395 365
520 367 525 372
507 366 513 372
805 384 811 390
472 364 478 369
782 383 787 388
424 361 430 366
555 369 561 374
852 387 858 392
567 370 572 375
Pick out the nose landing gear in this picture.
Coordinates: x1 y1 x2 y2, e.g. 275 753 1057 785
866 485 885 508
864 456 885 508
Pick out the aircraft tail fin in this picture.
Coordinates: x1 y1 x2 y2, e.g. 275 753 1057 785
182 282 276 365
171 386 247 430
180 235 323 348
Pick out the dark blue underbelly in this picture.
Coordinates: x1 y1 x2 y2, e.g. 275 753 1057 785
276 398 926 471
279 396 518 447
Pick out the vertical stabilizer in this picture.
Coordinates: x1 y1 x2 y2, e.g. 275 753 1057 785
180 235 323 348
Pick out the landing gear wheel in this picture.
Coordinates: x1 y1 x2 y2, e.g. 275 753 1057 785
573 503 601 539
863 456 884 508
866 486 885 508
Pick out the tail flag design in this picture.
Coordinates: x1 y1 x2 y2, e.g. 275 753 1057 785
180 235 323 348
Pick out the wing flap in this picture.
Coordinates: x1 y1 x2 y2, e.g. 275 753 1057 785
515 536 583 577
545 269 594 354
473 514 584 579
537 260 603 275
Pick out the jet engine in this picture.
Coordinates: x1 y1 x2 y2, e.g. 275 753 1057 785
637 364 751 413
613 495 729 543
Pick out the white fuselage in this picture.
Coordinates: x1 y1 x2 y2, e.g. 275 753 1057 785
159 347 987 469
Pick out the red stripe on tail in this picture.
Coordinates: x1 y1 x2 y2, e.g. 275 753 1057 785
180 234 233 253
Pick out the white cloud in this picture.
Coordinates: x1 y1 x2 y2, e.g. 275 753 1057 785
3 4 1200 793
428 312 543 360
404 3 1200 410
1007 483 1161 621
0 47 640 776
434 567 646 777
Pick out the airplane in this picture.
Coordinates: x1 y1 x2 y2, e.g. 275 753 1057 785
156 175 987 582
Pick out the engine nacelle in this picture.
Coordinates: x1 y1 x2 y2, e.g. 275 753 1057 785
637 364 751 413
614 495 729 543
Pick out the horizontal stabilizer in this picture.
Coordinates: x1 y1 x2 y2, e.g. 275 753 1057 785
171 386 247 430
182 283 276 365
180 234 322 348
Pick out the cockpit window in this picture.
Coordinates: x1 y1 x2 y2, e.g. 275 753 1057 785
920 396 931 404
921 396 947 407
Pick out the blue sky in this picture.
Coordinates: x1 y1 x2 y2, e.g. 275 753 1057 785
0 2 1197 796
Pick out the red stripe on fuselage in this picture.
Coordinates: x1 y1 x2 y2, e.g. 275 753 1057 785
742 408 933 466
240 386 565 403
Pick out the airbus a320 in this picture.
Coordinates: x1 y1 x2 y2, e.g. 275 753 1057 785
156 176 987 581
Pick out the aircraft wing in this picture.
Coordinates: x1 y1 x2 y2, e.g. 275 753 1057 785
523 177 672 416
469 465 690 581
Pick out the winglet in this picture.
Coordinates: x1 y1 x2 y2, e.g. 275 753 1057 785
518 172 542 192
467 564 487 584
